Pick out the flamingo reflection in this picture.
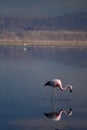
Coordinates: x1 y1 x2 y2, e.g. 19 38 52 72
44 97 72 121
44 108 72 121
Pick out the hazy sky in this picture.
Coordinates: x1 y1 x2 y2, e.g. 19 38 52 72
0 0 87 17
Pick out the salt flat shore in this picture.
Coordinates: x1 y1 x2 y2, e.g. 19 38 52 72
0 40 87 48
0 31 87 47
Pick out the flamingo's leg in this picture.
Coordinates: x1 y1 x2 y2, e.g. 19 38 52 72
54 88 58 98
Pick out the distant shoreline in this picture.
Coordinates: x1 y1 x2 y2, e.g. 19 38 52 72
0 31 87 47
0 40 87 48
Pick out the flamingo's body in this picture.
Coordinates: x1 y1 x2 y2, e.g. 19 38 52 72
44 108 72 121
44 79 73 93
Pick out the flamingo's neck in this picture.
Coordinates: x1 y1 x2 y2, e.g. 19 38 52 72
59 84 71 91
54 110 63 121
56 109 72 121
58 84 67 91
62 109 72 116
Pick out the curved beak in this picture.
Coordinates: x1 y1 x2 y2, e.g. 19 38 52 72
70 90 72 93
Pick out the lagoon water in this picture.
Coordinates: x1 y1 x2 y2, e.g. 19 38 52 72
0 46 87 130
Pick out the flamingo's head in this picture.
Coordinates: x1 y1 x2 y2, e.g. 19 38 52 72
70 89 72 93
67 85 73 93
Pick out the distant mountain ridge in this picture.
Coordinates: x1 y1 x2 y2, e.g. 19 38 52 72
0 12 87 31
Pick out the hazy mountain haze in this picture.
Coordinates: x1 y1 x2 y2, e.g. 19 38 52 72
0 0 87 17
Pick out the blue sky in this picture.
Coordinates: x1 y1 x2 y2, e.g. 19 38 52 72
0 0 87 17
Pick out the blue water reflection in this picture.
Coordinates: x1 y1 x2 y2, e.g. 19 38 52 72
0 45 87 130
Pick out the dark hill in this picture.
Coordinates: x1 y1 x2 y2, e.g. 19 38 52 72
0 12 87 31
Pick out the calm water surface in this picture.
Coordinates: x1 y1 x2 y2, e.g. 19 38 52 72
0 45 87 130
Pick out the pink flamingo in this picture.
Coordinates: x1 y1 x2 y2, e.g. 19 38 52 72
44 79 73 96
44 108 72 121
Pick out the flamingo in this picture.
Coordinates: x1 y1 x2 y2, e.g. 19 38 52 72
44 79 73 96
44 108 72 121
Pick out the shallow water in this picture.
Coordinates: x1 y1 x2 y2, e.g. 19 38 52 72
0 45 87 130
